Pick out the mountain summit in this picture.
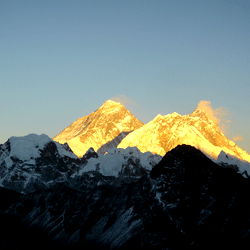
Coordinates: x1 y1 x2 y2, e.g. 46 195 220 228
54 101 250 164
53 100 144 157
118 108 250 163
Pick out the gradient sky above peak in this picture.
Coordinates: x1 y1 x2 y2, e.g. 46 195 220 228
1 0 249 153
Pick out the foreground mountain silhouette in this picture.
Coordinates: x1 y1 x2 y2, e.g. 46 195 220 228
53 100 144 157
1 145 250 249
53 100 250 164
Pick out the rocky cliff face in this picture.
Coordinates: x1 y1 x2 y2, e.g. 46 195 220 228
1 144 250 249
0 134 81 193
0 134 162 194
53 100 144 157
118 109 250 163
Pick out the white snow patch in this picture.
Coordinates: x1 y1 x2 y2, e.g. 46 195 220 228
215 150 250 177
1 134 78 169
4 157 13 169
76 147 162 177
9 133 78 160
9 134 51 161
55 141 78 159
80 158 100 174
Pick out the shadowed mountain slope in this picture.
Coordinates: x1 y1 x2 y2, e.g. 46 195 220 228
1 145 250 249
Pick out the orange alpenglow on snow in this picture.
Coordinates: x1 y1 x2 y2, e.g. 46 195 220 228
118 108 250 163
53 100 144 157
54 100 250 164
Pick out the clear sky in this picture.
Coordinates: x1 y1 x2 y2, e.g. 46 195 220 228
1 0 250 153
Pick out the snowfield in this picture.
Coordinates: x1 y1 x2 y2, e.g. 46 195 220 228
73 147 162 177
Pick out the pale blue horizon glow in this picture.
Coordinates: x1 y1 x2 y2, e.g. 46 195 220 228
1 0 250 153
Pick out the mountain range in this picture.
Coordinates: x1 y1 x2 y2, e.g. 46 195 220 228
1 144 250 249
0 133 162 194
1 99 250 249
54 100 250 164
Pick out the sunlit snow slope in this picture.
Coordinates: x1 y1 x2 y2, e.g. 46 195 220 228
53 100 144 157
118 109 250 163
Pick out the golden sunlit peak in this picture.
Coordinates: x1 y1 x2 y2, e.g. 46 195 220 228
169 112 181 117
191 109 214 122
152 112 181 121
101 100 123 108
154 114 163 119
151 114 167 123
104 100 121 105
106 99 120 104
192 109 208 116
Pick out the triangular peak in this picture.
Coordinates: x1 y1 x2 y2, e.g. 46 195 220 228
190 108 208 117
151 112 181 123
190 108 218 125
101 99 123 107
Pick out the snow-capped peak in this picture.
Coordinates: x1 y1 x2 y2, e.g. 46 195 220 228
8 134 50 161
102 100 122 107
0 133 80 193
215 150 250 177
7 134 77 162
170 112 181 117
53 100 144 157
118 110 250 165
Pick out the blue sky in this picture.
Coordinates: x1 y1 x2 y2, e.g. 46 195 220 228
1 0 250 153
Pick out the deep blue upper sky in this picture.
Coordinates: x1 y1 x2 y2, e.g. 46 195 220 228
1 0 250 153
